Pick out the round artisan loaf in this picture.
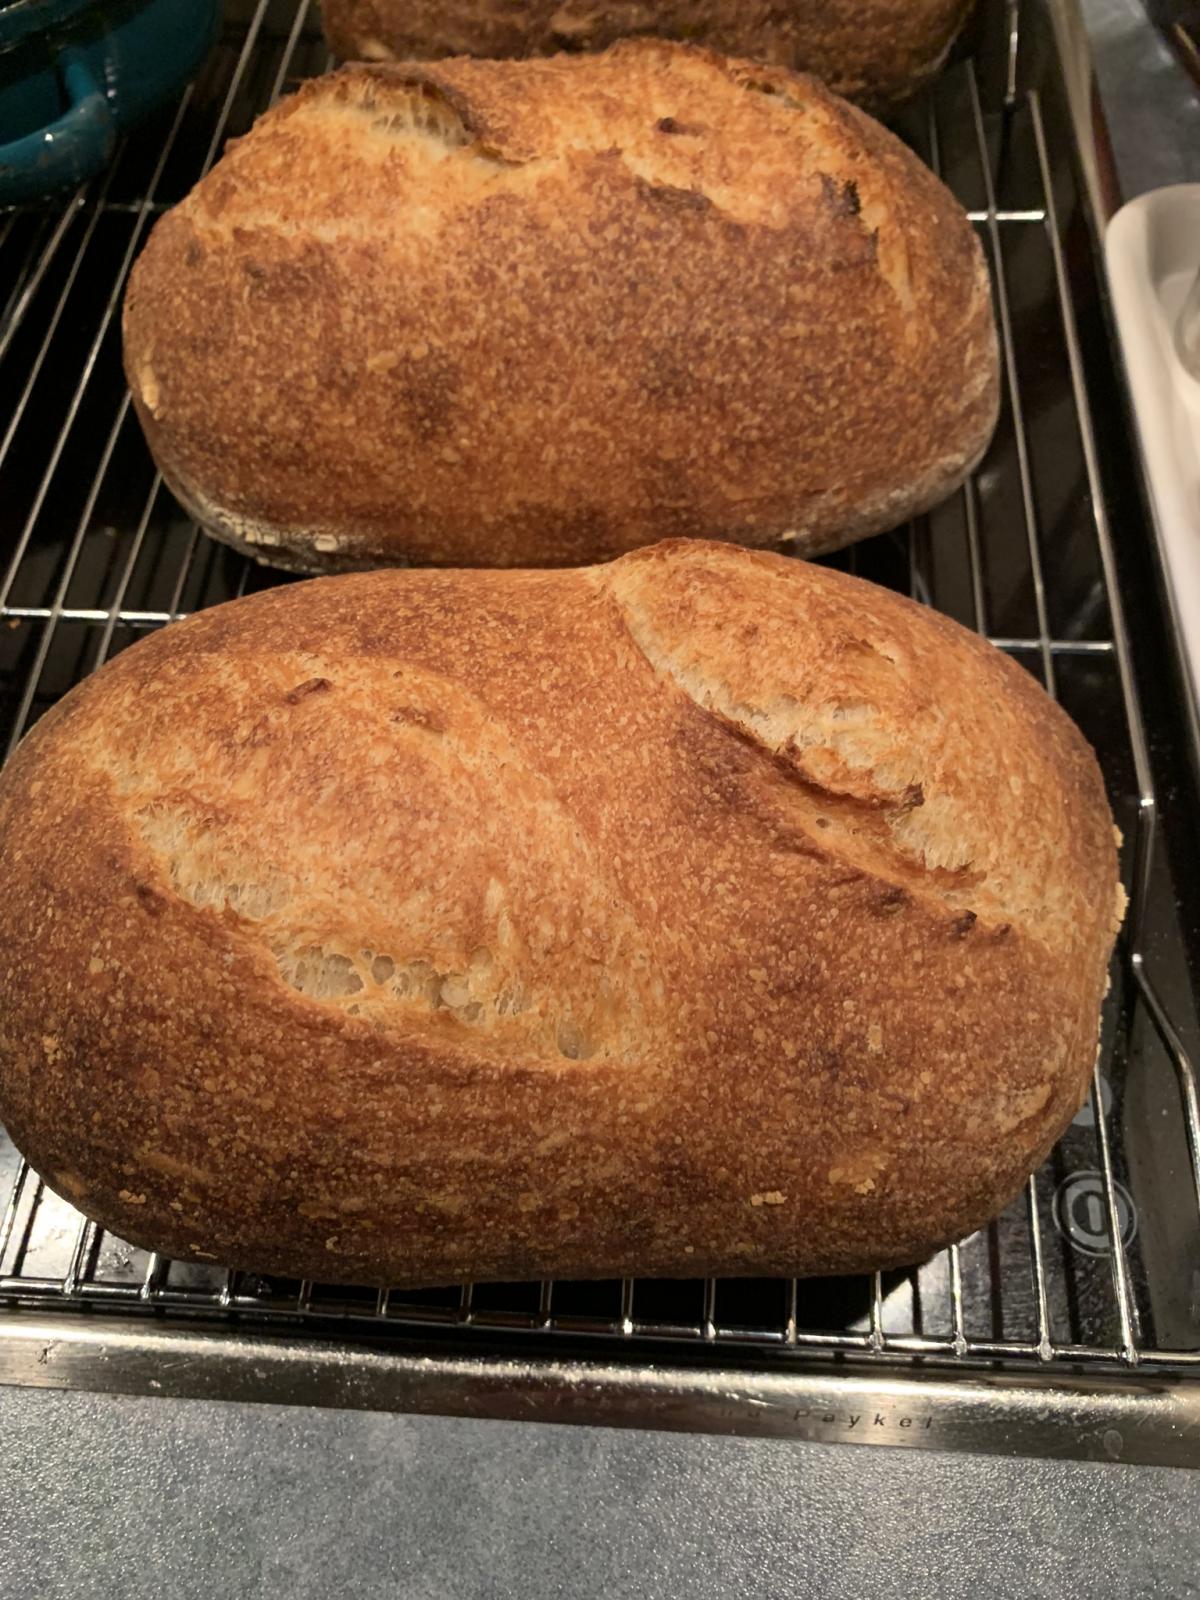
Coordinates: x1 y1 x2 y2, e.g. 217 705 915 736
122 42 999 574
0 541 1123 1287
321 0 977 110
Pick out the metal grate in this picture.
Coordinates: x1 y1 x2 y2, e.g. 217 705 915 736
2 0 1200 1385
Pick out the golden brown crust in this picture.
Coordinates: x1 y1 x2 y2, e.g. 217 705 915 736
122 43 999 574
0 541 1122 1286
322 0 976 109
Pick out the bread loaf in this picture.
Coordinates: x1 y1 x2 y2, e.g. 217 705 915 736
0 541 1123 1287
122 44 999 574
321 0 976 110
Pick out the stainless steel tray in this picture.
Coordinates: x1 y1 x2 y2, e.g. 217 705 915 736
3 0 1200 1468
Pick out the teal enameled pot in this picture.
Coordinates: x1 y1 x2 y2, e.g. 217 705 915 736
0 0 221 204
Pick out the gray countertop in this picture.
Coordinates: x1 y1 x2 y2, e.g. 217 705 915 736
3 6 1200 1597
1084 0 1200 192
3 1385 1200 1600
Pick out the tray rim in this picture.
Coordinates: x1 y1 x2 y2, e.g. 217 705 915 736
2 1309 1199 1468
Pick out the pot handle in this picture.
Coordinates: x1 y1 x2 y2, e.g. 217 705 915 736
0 51 116 205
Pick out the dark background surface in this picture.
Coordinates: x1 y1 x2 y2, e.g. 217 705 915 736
1143 0 1200 84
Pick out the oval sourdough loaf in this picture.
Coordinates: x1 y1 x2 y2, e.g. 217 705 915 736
0 542 1123 1286
321 0 976 110
122 43 999 574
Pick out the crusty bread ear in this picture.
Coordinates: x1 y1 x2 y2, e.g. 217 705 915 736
122 43 998 574
0 541 1122 1288
321 0 976 110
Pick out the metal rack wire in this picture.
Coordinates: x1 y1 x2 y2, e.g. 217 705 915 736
2 0 1200 1395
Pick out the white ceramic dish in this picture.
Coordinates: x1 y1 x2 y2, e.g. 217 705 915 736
1107 184 1200 733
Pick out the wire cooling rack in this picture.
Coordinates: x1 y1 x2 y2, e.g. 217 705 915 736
2 0 1200 1407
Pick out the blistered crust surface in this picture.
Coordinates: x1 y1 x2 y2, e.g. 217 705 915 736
122 42 999 572
323 0 977 109
0 543 1121 1284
